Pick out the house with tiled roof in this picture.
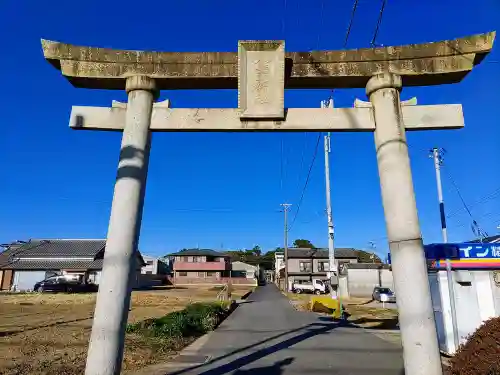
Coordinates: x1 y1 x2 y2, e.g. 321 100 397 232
0 239 145 291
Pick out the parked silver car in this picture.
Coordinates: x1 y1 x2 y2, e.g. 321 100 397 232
372 287 396 303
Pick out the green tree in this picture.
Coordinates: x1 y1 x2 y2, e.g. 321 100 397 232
292 239 316 248
356 250 382 263
259 249 276 270
252 245 262 257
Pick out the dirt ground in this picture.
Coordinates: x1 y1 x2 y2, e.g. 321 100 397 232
0 286 252 375
285 292 399 329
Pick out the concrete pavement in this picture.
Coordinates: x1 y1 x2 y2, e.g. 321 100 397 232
165 284 404 375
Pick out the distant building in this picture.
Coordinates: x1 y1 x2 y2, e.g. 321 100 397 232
169 248 231 281
141 255 170 275
0 239 145 291
231 261 259 279
275 247 360 290
274 251 284 282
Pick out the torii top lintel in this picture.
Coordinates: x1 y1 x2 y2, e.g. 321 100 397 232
42 32 495 91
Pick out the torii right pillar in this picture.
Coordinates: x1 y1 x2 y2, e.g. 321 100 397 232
368 72 441 374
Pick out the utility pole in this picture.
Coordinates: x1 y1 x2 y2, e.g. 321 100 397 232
431 147 460 352
321 99 337 298
368 241 377 263
280 203 292 292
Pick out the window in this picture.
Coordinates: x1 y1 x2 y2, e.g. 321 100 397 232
299 261 312 272
198 272 205 278
318 261 329 272
178 271 187 277
207 272 215 277
146 261 154 265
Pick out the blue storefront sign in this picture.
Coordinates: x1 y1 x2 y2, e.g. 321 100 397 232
425 243 500 269
386 243 500 269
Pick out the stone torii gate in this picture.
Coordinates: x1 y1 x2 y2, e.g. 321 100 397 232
42 32 494 375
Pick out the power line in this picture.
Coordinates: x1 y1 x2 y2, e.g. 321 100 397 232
370 0 387 47
288 134 322 231
443 168 474 219
450 211 500 229
317 0 326 48
343 0 359 48
442 167 488 239
281 0 287 37
298 132 308 186
446 186 500 218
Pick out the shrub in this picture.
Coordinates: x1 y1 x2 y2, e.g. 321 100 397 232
447 316 500 375
127 302 228 339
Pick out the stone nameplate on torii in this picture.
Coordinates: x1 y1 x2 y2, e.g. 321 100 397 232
69 40 465 133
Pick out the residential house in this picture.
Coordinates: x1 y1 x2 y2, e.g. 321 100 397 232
141 255 170 275
0 239 145 291
274 251 284 282
231 261 260 280
169 248 231 283
276 247 360 289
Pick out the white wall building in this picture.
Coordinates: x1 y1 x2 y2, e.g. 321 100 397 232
274 251 284 281
141 255 169 275
231 261 258 279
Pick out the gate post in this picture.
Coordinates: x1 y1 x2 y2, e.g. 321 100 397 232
368 73 442 375
85 76 157 375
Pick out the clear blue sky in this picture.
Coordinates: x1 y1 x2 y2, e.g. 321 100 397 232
1 1 499 258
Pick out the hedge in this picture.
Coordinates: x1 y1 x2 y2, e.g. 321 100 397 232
126 302 229 339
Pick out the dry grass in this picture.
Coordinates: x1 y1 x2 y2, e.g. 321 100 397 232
285 292 373 312
0 286 252 375
284 292 398 329
345 305 398 329
285 293 371 305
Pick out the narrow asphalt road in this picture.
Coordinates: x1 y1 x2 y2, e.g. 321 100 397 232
167 284 404 375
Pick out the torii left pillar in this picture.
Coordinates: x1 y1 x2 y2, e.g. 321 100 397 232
85 76 157 375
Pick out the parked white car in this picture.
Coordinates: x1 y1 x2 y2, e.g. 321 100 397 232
292 279 328 295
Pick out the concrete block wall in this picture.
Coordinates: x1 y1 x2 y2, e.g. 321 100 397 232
347 268 394 298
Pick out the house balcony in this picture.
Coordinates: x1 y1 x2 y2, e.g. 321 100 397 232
174 261 229 271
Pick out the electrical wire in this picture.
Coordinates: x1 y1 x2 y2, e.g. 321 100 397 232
443 167 488 239
446 186 500 218
444 169 475 219
298 132 307 186
282 0 287 37
343 0 359 48
370 0 387 47
317 0 326 48
450 211 500 229
288 134 322 231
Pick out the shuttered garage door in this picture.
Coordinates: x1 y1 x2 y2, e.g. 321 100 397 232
13 271 46 291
